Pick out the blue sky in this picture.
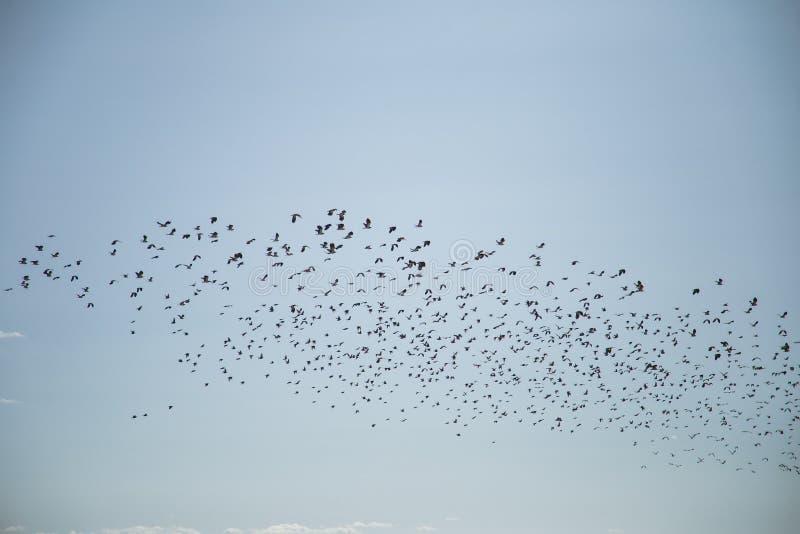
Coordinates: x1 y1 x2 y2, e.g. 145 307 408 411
1 2 799 533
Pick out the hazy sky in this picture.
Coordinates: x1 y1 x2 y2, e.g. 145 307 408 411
1 2 799 534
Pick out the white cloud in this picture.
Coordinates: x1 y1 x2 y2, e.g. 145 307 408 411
416 527 437 532
607 529 625 534
0 331 23 339
68 527 201 534
0 398 21 405
226 522 391 534
100 528 201 534
443 518 460 522
3 527 25 533
38 523 392 534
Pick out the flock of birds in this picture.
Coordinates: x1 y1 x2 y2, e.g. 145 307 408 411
6 209 799 475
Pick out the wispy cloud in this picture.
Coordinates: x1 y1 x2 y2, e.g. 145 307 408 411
607 529 625 534
0 331 23 339
3 527 25 533
224 522 391 534
416 527 437 533
52 524 393 534
68 527 201 534
0 398 22 405
100 528 201 534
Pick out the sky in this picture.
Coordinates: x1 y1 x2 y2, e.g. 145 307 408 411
1 1 800 533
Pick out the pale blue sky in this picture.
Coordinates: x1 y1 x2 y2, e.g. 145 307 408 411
1 2 799 533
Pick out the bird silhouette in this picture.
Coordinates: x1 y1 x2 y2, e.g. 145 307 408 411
6 208 798 478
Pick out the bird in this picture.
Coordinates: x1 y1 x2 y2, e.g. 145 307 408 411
6 206 797 479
